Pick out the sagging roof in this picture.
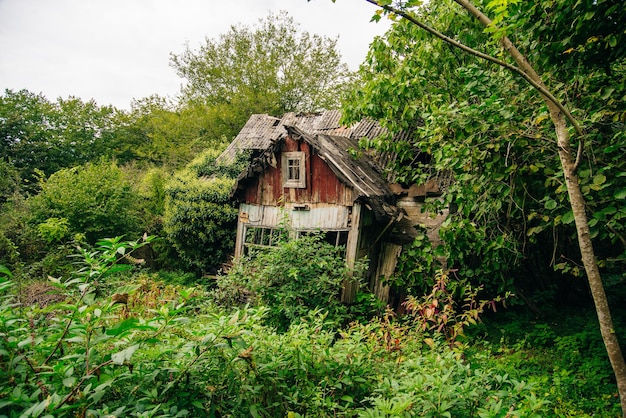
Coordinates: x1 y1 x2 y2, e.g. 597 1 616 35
232 125 402 222
218 110 411 166
287 126 392 199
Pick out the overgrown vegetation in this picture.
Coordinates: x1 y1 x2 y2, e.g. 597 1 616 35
1 3 624 416
214 233 362 330
0 238 620 417
163 149 247 275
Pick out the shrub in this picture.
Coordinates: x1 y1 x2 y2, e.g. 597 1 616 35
0 193 44 272
0 249 586 418
28 159 142 243
37 217 70 243
403 269 510 347
359 343 549 418
214 233 362 330
163 172 238 274
0 159 20 206
163 149 246 274
468 308 622 416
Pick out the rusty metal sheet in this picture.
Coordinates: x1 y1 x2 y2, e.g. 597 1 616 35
240 203 350 229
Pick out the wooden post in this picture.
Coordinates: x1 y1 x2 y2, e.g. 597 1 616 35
342 203 362 303
373 242 402 303
234 208 247 261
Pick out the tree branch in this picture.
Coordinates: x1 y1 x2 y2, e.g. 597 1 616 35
43 284 91 366
451 0 584 167
364 0 583 139
55 360 113 411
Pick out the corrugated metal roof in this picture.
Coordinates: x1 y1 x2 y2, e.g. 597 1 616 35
217 110 403 164
308 128 391 199
232 124 403 221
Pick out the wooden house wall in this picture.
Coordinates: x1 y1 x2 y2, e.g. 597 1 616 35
234 134 404 304
238 203 351 230
243 136 357 207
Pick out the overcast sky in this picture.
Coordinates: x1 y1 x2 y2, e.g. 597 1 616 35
0 0 391 109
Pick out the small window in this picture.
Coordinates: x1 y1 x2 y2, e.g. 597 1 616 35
243 226 287 256
296 229 349 258
282 152 306 188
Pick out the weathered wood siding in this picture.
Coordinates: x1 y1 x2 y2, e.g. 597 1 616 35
243 136 357 207
238 203 351 230
372 242 402 302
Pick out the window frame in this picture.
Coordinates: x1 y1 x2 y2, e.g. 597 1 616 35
242 226 349 258
243 226 287 256
281 151 306 189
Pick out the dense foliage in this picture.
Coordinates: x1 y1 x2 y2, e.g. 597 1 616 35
126 96 229 168
345 1 626 411
0 90 135 186
214 233 361 330
0 238 619 417
28 159 141 244
163 150 246 275
343 0 626 303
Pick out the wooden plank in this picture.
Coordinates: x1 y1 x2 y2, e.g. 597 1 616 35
372 242 402 303
342 203 362 303
239 203 350 230
234 209 247 261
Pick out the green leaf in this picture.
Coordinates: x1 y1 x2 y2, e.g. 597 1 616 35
544 199 558 210
0 264 12 278
592 173 606 186
561 211 575 224
106 318 139 336
615 189 626 200
111 343 140 365
601 87 615 100
599 206 617 216
22 399 50 418
608 35 617 48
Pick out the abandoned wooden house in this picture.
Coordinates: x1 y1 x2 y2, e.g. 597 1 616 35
219 110 447 304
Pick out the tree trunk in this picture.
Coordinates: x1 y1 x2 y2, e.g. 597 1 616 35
360 0 626 414
551 100 626 418
451 1 626 415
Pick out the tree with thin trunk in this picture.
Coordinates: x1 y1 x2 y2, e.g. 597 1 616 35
325 0 626 414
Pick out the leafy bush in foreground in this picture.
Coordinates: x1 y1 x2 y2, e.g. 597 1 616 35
0 272 550 418
0 237 618 417
214 233 360 330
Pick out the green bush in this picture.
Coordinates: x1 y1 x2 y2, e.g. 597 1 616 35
0 193 43 272
214 233 362 330
468 308 622 416
2 245 613 417
163 149 245 274
163 172 238 274
0 159 20 206
28 159 142 243
37 217 70 243
360 343 549 418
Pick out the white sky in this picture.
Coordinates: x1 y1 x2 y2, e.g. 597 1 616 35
0 0 391 109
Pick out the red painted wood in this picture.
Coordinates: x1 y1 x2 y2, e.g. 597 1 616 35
243 135 355 206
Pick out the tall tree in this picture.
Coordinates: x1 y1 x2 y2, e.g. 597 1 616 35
126 96 228 169
0 89 133 185
170 11 352 139
335 0 626 413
